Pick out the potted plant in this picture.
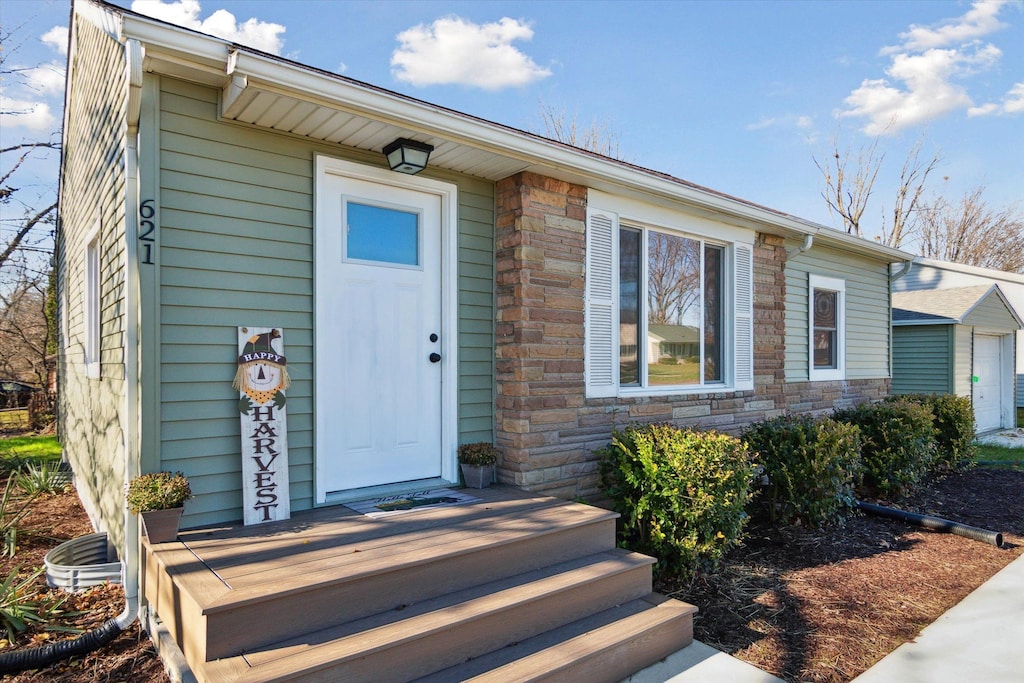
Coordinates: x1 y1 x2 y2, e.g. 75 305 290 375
126 471 191 543
458 442 499 489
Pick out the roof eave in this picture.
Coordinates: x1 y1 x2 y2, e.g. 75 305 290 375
108 1 912 262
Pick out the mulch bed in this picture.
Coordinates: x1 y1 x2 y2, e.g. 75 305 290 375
664 467 1024 682
0 479 169 682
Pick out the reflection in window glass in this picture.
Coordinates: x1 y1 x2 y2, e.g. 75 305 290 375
619 228 641 385
647 232 701 386
346 202 419 265
813 289 838 368
704 245 723 382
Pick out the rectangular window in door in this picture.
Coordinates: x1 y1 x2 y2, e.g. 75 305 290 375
345 201 420 266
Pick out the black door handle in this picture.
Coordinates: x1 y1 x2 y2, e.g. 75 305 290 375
429 353 442 363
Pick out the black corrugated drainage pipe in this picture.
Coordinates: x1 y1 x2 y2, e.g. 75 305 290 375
0 619 123 674
855 500 1004 548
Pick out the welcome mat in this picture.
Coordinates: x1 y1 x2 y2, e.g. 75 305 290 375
345 488 480 519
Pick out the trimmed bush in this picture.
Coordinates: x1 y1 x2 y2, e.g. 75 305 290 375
597 423 755 581
834 398 935 497
887 394 975 471
742 415 861 526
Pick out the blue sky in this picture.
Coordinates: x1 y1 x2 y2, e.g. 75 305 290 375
3 0 1022 245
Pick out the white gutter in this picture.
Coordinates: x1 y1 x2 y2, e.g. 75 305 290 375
117 35 144 631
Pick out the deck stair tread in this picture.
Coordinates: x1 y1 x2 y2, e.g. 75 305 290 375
240 549 653 668
197 501 614 614
197 502 617 610
416 594 697 683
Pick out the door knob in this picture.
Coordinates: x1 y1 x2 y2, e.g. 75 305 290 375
429 352 442 363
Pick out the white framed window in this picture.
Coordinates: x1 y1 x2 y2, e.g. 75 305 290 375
808 274 845 381
585 196 754 398
83 224 100 378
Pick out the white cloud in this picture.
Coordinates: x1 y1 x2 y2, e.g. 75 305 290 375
883 0 1009 53
1004 83 1024 114
23 63 66 96
0 97 57 132
968 102 999 117
391 16 551 90
41 26 69 56
130 1 285 54
839 1 1014 135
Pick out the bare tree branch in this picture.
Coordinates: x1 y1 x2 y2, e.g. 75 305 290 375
814 132 939 247
0 201 57 269
917 186 1024 273
534 100 625 160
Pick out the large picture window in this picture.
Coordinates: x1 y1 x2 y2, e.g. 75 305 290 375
584 203 753 399
618 224 724 390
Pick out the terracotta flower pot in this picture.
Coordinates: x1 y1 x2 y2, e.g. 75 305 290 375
460 463 494 489
140 507 184 543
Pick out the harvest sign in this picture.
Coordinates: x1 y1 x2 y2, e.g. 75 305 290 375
235 327 291 525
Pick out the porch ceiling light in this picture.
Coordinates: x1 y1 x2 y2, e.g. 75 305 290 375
383 137 434 175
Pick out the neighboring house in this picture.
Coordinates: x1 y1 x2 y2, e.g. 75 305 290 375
892 256 1024 426
0 380 38 409
58 1 912 679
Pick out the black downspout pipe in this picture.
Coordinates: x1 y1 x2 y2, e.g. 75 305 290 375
855 500 1004 548
0 618 123 674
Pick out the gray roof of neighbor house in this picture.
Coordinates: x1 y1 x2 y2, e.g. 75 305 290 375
78 0 913 265
892 285 1024 326
648 324 699 343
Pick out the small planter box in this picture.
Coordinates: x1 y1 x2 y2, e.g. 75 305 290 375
460 463 494 489
141 507 184 543
44 532 122 592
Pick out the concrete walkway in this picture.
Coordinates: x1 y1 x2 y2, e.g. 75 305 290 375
852 550 1024 683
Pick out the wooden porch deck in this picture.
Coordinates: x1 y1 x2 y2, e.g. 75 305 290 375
144 486 696 682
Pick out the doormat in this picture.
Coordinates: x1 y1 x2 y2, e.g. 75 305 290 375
345 489 480 519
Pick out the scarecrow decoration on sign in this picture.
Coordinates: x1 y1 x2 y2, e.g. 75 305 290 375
236 327 291 525
235 329 290 411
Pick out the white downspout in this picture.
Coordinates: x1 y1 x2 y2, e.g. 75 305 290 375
117 36 145 631
786 234 814 258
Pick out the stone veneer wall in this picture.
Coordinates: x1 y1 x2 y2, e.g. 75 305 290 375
494 172 889 500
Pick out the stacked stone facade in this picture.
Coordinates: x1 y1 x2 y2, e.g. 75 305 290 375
494 172 889 500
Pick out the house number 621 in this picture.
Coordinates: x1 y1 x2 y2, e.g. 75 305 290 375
139 199 156 265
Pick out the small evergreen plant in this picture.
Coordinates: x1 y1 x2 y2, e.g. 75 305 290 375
126 471 191 514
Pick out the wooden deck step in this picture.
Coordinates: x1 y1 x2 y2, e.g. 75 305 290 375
190 502 618 659
416 594 697 683
198 549 659 683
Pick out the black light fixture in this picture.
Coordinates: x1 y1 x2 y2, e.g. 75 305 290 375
383 137 434 175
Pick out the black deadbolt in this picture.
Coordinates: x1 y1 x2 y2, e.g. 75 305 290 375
429 333 439 343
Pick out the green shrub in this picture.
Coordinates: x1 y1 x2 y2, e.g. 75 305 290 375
597 423 755 581
887 394 975 471
742 415 861 526
834 398 935 497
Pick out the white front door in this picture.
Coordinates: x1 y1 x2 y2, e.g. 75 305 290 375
315 160 454 499
973 334 1003 432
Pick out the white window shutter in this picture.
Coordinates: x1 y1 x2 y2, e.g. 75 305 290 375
585 208 618 398
734 244 754 391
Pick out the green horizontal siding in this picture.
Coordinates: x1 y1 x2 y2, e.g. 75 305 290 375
785 244 892 381
892 325 952 394
963 295 1019 331
156 77 493 525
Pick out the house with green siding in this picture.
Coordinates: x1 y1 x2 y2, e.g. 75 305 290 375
892 260 1023 431
57 1 914 680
